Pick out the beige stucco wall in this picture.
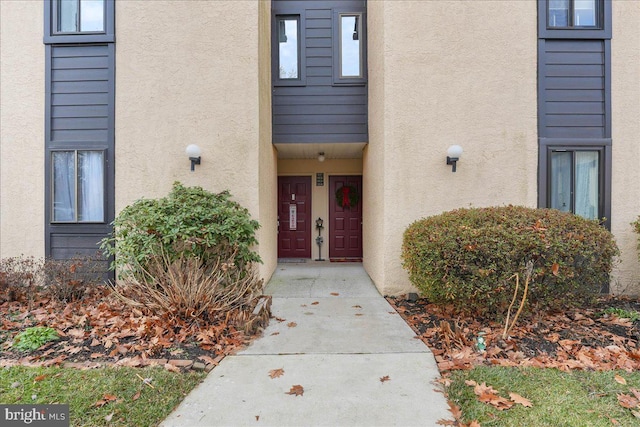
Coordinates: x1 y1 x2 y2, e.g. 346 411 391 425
0 0 45 259
278 158 362 260
362 4 387 291
116 0 277 283
258 0 278 282
610 0 640 294
367 0 539 295
116 0 260 211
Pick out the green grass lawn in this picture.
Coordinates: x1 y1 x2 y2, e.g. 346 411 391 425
448 366 640 426
0 366 206 427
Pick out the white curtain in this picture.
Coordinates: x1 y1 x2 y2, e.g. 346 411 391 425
53 151 75 221
550 152 571 212
78 151 104 222
574 151 599 220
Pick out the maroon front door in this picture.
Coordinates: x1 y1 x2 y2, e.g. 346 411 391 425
329 175 363 259
278 176 312 258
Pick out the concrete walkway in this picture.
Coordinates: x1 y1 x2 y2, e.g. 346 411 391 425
160 263 451 427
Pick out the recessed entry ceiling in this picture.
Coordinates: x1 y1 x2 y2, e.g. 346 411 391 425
274 142 367 159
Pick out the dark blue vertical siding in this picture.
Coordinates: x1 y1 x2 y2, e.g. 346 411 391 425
45 44 115 271
540 40 606 138
273 0 368 144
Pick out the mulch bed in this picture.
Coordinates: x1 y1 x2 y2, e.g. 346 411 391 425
0 285 264 372
387 295 640 372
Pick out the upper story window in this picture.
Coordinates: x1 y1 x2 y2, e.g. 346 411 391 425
548 0 601 28
333 10 366 85
278 16 300 80
45 0 114 44
57 0 105 33
273 13 306 86
339 14 362 78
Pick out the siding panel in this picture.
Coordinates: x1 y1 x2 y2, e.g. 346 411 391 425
52 105 109 118
540 40 605 139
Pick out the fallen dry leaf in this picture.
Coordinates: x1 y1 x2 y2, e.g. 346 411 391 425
352 305 362 309
311 301 319 305
330 293 339 296
480 392 513 410
380 375 390 383
164 363 181 373
104 412 114 422
271 332 280 336
33 374 47 382
197 355 217 366
355 313 364 317
551 263 560 276
286 385 304 396
509 392 533 407
436 419 455 426
617 393 640 409
269 368 285 379
468 421 481 427
447 402 463 420
66 328 85 339
287 322 297 328
132 391 141 401
468 381 514 410
615 374 627 385
103 393 117 402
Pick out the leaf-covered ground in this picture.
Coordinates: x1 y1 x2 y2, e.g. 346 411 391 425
1 285 255 370
388 295 640 426
387 295 640 373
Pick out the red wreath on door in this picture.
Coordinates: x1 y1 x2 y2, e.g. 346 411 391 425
335 185 360 209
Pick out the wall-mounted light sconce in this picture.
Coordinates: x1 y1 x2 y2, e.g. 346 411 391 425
318 152 325 162
446 145 463 173
186 144 201 172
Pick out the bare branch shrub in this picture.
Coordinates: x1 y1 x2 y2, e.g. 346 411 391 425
0 256 44 304
110 245 264 328
43 256 105 302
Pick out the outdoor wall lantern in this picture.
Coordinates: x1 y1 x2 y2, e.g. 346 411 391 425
186 144 202 172
317 152 325 162
446 145 463 173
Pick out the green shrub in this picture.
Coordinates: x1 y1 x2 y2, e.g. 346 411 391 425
402 206 619 316
101 182 261 279
12 326 59 351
